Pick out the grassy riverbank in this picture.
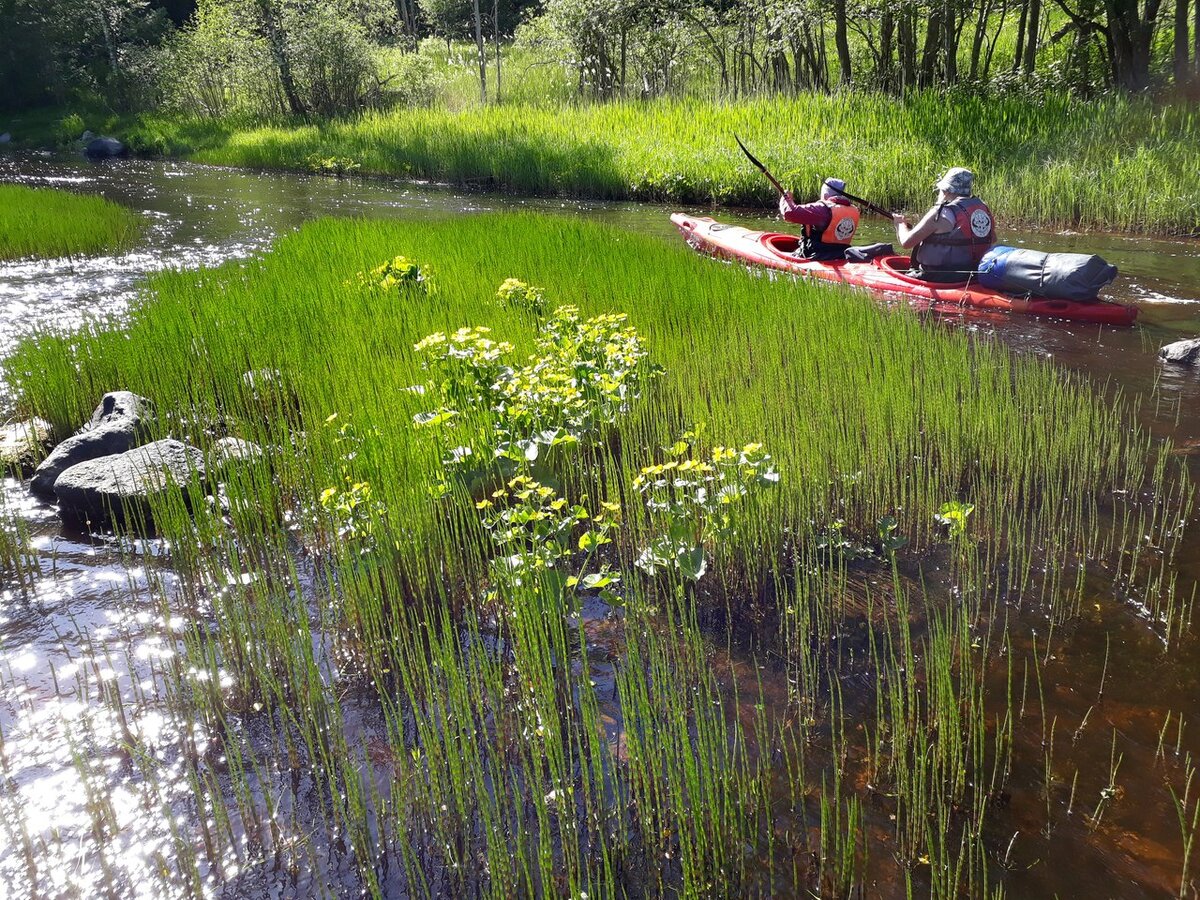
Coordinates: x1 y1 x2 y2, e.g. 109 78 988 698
6 92 1200 235
0 184 140 260
5 213 1193 895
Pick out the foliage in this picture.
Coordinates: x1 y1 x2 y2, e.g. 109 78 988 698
317 413 386 547
479 475 622 604
935 499 976 539
153 92 1200 235
307 153 362 176
495 277 547 317
413 295 660 476
352 254 433 291
633 432 778 581
376 47 443 106
3 212 1193 897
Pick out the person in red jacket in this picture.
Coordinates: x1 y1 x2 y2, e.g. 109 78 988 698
777 177 861 261
892 167 996 282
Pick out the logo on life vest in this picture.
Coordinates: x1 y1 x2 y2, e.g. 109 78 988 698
834 217 857 240
970 209 992 238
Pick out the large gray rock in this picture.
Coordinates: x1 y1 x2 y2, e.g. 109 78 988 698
0 133 11 145
0 419 51 474
83 136 126 159
53 439 205 526
30 392 153 498
1160 338 1200 366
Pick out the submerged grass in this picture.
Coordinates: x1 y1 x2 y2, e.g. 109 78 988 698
0 184 141 261
4 213 1195 896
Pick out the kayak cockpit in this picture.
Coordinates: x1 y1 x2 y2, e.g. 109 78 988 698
875 255 971 288
760 232 848 265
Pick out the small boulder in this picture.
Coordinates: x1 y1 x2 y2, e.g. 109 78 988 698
207 437 264 477
0 133 11 144
53 439 205 526
85 391 154 429
0 419 51 474
83 136 126 159
1160 338 1200 366
30 392 153 498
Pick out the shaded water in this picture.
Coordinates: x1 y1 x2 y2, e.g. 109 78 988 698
0 152 1198 897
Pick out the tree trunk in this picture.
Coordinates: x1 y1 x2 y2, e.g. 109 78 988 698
982 0 1009 78
257 0 305 116
880 10 896 88
943 0 958 83
1023 0 1041 73
833 0 853 83
920 11 942 85
1012 0 1028 72
1104 0 1162 90
395 0 416 50
1174 0 1189 82
493 0 502 101
472 0 487 103
969 0 992 79
899 9 918 90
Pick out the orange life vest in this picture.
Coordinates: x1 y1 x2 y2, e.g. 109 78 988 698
801 199 860 260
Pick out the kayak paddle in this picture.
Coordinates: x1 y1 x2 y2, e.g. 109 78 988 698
734 134 786 198
825 184 893 219
734 134 893 218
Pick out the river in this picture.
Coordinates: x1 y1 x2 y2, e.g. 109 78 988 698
0 151 1198 898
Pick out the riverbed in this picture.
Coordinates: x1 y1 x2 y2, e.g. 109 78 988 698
1 151 1198 898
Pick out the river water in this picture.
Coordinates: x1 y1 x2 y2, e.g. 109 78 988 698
0 152 1198 898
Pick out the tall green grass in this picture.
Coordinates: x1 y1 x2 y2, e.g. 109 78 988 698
5 213 1194 896
114 92 1200 235
0 184 141 260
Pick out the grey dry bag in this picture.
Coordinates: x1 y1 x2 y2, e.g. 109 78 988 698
976 246 1118 301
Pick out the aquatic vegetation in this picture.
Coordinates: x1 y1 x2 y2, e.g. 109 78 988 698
633 434 778 581
495 277 547 317
351 254 433 292
90 92 1200 234
3 212 1196 897
0 184 141 260
306 153 361 177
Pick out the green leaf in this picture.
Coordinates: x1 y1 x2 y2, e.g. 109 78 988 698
413 409 457 428
677 544 707 581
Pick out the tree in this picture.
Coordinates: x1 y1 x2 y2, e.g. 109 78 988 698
1173 0 1189 83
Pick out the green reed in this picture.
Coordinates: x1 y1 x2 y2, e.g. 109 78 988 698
103 92 1200 235
0 184 141 260
4 211 1195 896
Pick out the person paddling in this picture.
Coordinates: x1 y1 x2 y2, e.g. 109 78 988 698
892 167 995 282
778 177 860 261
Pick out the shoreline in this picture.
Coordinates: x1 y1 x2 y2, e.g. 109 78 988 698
4 92 1200 239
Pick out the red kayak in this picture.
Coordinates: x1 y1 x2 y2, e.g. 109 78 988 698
671 214 1138 326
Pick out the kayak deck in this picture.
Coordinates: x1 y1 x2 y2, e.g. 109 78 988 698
671 214 1138 326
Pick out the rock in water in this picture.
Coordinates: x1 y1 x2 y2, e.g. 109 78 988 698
83 136 126 159
208 437 264 477
1159 338 1200 366
30 392 154 498
53 439 205 526
0 419 51 474
86 391 153 428
0 133 11 144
